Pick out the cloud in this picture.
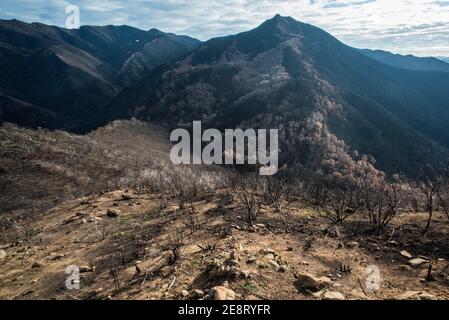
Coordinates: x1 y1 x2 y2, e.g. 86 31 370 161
0 0 448 57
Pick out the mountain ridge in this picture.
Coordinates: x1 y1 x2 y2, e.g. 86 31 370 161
359 48 449 72
105 14 449 177
0 18 201 131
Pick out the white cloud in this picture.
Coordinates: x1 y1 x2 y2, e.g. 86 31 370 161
0 0 448 56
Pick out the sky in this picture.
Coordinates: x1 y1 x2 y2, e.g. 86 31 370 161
1 0 448 57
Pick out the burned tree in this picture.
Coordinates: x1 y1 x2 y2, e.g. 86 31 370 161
316 186 358 225
264 174 295 213
417 178 442 234
233 174 266 226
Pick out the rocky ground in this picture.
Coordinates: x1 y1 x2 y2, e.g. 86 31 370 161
1 188 449 300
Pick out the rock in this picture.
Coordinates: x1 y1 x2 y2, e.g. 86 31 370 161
228 259 240 267
398 264 413 272
91 288 104 295
106 209 121 218
22 289 35 296
387 240 399 246
265 254 275 260
419 293 436 300
345 242 359 249
192 289 205 298
323 291 345 300
0 249 6 261
261 248 276 255
408 258 427 268
400 250 413 259
295 272 332 291
394 291 435 300
210 286 236 300
247 256 257 264
135 261 143 274
121 193 133 200
230 250 239 261
63 217 78 224
312 290 325 298
181 290 189 298
269 260 280 271
32 261 43 268
79 266 93 273
50 253 65 260
287 247 294 252
324 226 341 238
238 270 252 279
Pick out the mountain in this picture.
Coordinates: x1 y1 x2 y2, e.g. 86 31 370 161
117 32 201 87
0 19 200 131
106 14 449 177
438 57 449 64
359 49 449 72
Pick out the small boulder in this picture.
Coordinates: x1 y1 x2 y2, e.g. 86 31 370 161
238 270 252 279
0 249 6 261
269 260 280 271
400 250 413 259
419 293 436 300
261 248 276 255
247 256 257 264
106 209 121 218
264 254 275 260
209 286 236 300
345 242 359 249
121 193 133 200
408 258 427 268
295 272 332 291
323 291 345 300
50 253 65 260
394 291 419 300
398 264 413 272
324 226 341 238
79 266 93 273
91 288 104 295
191 289 205 299
181 290 189 298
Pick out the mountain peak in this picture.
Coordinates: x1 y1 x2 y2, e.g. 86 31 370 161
257 14 305 37
269 14 295 25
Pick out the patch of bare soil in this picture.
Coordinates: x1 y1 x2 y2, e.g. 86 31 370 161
1 188 448 300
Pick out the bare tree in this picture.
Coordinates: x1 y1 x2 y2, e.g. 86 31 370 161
316 187 358 225
264 175 294 213
417 178 442 234
374 182 403 231
356 175 403 232
436 165 449 222
233 174 266 226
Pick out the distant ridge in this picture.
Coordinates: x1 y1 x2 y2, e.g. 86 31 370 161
359 48 449 72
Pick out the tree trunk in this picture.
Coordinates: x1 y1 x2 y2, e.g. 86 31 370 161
423 208 433 234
